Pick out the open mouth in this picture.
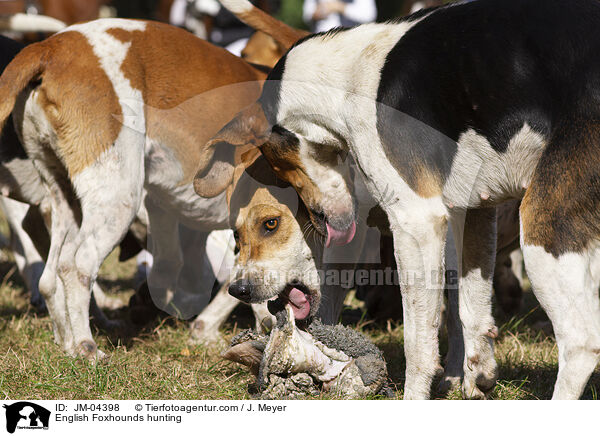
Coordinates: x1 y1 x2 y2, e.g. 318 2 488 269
268 283 314 321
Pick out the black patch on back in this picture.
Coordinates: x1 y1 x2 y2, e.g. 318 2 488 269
0 35 27 163
376 0 600 191
260 52 287 126
292 27 352 46
311 26 354 40
247 62 272 75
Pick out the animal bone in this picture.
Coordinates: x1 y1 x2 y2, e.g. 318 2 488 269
223 306 390 399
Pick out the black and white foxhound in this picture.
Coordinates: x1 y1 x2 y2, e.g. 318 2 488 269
202 0 600 399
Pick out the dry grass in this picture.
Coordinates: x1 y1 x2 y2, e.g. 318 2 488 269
0 243 598 400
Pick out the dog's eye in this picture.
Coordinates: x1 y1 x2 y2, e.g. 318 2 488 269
263 218 279 232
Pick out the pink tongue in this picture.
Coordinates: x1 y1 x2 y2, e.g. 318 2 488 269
288 287 310 320
326 221 356 247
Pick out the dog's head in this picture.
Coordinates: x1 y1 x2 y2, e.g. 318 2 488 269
196 148 323 321
196 99 357 250
195 19 358 249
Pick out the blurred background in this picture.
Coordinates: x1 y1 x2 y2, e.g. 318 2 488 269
1 1 455 51
106 0 450 27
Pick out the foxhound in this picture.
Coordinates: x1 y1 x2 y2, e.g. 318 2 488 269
204 0 600 399
0 19 272 360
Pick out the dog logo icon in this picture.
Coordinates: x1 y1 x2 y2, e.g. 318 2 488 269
2 402 50 433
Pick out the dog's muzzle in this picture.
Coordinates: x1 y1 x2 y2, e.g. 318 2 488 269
229 279 253 303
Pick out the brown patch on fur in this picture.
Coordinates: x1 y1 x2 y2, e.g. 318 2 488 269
414 164 443 197
106 23 266 185
468 355 480 366
227 154 306 266
234 8 308 50
242 31 286 68
194 102 271 197
233 188 297 265
260 140 325 230
33 31 122 177
521 120 600 256
256 122 329 228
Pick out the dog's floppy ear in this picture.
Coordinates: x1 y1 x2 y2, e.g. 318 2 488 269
194 102 270 198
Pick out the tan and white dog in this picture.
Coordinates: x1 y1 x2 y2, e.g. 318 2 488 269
0 19 282 360
0 33 129 321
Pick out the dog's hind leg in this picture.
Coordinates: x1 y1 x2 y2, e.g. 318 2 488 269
60 199 141 359
57 132 144 360
37 175 78 353
521 220 600 398
520 123 600 399
521 241 600 399
450 208 499 399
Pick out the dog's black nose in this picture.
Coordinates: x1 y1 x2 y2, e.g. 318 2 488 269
229 280 253 302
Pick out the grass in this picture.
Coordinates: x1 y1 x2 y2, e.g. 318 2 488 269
0 242 598 400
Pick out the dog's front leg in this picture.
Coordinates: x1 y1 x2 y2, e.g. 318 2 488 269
388 204 447 399
451 208 499 399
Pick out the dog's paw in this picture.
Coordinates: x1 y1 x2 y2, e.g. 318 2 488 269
437 374 462 396
75 340 107 363
30 292 47 313
189 319 226 347
462 351 498 399
438 355 464 396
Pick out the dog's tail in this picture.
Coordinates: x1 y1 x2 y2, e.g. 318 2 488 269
218 0 308 49
0 13 66 33
0 41 47 132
